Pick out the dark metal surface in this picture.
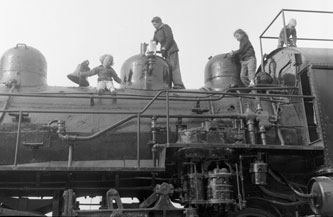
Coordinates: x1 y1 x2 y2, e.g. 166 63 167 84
120 53 170 90
1 34 333 216
309 66 333 169
204 53 242 90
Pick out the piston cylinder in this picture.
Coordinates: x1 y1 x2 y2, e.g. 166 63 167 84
207 168 233 204
186 173 205 204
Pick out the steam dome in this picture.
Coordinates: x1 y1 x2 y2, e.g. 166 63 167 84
204 54 242 90
120 44 170 90
0 43 47 87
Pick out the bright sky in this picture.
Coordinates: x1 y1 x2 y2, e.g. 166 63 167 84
0 0 333 89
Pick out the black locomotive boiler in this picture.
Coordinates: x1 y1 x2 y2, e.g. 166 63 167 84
1 16 333 217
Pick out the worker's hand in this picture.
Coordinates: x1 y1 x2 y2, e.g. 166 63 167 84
225 51 234 58
288 41 296 47
161 47 167 58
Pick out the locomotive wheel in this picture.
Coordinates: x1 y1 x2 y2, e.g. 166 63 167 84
227 208 277 217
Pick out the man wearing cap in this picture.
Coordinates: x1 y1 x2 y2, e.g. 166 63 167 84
151 16 185 89
277 18 297 48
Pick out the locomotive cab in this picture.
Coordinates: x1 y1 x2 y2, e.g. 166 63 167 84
257 10 333 215
256 47 329 145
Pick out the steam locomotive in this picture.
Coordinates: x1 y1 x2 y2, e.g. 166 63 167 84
1 19 333 217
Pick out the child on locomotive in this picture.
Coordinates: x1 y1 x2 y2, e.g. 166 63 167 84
277 18 297 48
229 29 257 87
82 54 123 95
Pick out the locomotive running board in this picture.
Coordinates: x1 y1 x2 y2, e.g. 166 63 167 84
165 143 324 150
0 159 165 171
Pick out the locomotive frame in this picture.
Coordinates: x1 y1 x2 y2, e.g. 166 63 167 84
0 9 332 217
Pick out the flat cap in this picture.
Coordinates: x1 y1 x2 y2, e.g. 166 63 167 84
151 16 162 23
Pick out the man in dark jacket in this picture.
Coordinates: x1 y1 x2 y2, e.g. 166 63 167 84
151 16 185 89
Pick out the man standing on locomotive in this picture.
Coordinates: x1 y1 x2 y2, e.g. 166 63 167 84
151 16 185 89
81 54 123 95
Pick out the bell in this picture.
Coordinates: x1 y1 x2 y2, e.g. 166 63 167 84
67 61 90 87
67 72 89 87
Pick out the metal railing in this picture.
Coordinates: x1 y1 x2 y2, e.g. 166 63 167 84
0 89 222 168
0 87 314 169
259 9 333 73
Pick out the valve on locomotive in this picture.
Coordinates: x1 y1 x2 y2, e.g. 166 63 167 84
191 100 209 114
177 120 226 144
249 160 268 185
57 120 66 135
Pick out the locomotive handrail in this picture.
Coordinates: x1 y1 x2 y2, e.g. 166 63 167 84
57 114 138 141
166 92 170 144
0 85 16 124
5 88 315 168
6 87 228 168
56 90 169 169
13 111 22 166
1 113 263 119
260 36 333 42
0 87 313 106
31 86 300 96
0 86 299 97
0 93 314 114
8 90 159 167
259 9 333 73
54 93 249 141
0 90 314 114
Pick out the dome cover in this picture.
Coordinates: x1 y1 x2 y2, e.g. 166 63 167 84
0 43 47 87
120 54 170 90
204 54 242 90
